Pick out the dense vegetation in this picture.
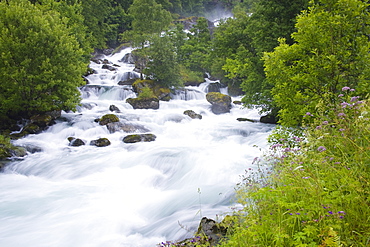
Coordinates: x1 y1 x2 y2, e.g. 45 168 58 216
1 0 369 245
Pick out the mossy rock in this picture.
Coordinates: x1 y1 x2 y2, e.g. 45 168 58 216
99 114 119 125
206 92 232 114
126 97 159 110
90 138 111 147
22 123 42 135
184 110 202 120
133 79 171 101
122 134 156 143
68 137 85 147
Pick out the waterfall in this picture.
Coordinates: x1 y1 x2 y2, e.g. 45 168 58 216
0 47 274 247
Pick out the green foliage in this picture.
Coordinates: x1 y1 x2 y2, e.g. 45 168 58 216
138 87 155 99
0 135 12 159
122 0 172 48
219 93 370 246
264 0 370 126
0 0 88 120
144 34 183 88
216 0 308 110
179 17 212 73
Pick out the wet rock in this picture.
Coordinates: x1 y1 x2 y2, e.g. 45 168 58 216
23 144 42 153
98 114 120 125
21 123 42 135
233 100 242 105
126 97 159 110
260 114 278 124
90 138 111 147
122 134 156 143
109 105 121 113
68 137 85 147
184 110 202 119
206 92 232 114
106 122 149 134
10 146 27 157
207 82 226 93
102 64 117 71
237 118 258 123
119 53 135 64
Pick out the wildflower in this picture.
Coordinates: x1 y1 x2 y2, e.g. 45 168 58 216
302 176 310 179
305 112 313 116
350 96 359 102
350 88 355 92
289 213 293 215
328 211 333 214
339 215 344 219
296 213 301 215
322 121 329 125
337 113 346 117
317 146 326 152
339 128 345 132
338 211 346 214
338 94 344 97
316 125 322 130
342 86 351 91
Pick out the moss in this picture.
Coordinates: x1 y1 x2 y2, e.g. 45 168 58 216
99 114 119 125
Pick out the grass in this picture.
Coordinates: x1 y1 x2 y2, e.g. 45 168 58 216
217 88 370 246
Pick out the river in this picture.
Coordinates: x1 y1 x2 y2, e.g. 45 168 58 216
0 47 273 247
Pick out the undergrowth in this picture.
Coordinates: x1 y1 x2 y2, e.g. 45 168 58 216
217 87 370 246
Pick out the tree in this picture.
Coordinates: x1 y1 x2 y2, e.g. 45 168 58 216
263 0 370 126
123 0 172 48
220 0 308 109
179 17 212 73
144 34 183 88
0 0 88 120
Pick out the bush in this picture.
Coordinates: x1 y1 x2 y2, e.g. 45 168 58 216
220 88 370 246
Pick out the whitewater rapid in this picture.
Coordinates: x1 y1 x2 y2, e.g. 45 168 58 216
0 47 274 247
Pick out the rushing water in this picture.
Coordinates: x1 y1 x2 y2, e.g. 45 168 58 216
0 48 274 247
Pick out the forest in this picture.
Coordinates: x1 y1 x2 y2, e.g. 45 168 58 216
1 0 370 246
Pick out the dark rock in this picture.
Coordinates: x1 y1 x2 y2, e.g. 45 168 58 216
118 78 137 86
233 100 242 105
119 53 135 64
207 82 226 93
126 97 159 110
98 114 120 126
109 105 121 113
68 137 85 147
122 134 156 143
184 110 202 119
260 114 278 124
206 92 232 114
237 118 258 123
22 123 42 135
102 64 117 71
90 138 111 147
30 114 53 128
23 144 42 153
106 122 149 134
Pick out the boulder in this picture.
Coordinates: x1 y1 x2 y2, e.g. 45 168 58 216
260 114 278 124
98 114 120 126
109 105 121 113
68 137 85 147
106 122 149 133
207 82 226 93
126 97 159 110
184 110 202 120
122 134 156 143
237 118 258 123
102 64 117 71
90 138 111 147
206 92 232 114
132 80 171 101
119 53 135 64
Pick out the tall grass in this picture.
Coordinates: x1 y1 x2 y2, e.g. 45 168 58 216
219 88 370 246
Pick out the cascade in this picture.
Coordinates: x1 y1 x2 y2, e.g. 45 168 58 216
0 47 274 247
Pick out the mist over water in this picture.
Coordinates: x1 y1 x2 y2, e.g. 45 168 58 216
0 48 273 247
